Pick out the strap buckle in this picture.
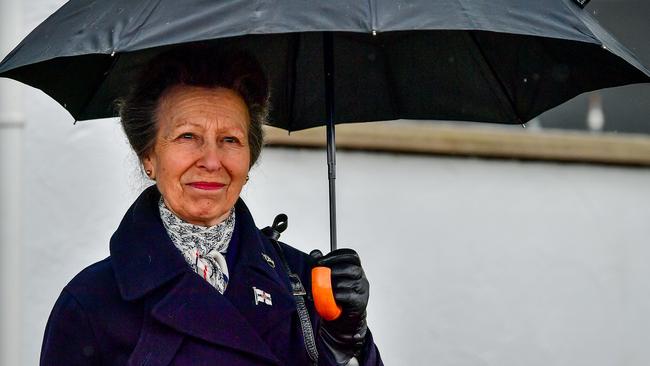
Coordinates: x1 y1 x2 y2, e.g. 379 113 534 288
289 274 307 296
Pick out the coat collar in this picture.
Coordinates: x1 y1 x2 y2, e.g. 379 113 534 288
112 186 295 364
110 185 289 301
110 185 188 301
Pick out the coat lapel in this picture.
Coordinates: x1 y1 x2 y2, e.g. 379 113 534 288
127 307 184 366
225 214 297 339
150 271 281 365
223 201 305 364
110 186 188 302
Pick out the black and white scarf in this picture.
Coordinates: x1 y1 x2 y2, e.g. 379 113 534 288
158 198 235 294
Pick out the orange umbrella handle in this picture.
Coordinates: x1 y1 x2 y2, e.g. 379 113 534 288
311 266 342 321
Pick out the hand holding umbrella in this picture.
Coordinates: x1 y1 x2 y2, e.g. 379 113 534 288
311 248 370 361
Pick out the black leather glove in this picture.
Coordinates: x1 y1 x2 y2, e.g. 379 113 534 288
310 248 370 359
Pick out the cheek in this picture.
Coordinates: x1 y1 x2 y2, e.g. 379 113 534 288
238 152 251 178
155 154 195 193
225 153 250 182
230 164 249 183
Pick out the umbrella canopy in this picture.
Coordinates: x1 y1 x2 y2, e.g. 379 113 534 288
1 0 649 131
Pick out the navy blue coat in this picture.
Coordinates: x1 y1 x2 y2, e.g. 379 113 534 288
41 187 383 365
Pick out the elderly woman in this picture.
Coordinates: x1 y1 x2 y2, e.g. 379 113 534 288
39 45 382 366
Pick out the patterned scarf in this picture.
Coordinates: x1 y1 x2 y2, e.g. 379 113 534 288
158 198 235 294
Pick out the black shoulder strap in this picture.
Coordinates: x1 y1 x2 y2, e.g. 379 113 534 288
262 214 319 364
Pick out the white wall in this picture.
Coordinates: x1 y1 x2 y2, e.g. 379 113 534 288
5 0 650 365
248 149 650 366
1 0 24 365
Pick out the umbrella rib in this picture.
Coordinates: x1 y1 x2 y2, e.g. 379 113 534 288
122 0 165 51
76 53 122 120
286 33 300 132
367 0 377 32
468 32 522 124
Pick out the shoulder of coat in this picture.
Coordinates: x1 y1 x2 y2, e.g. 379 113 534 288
63 257 121 304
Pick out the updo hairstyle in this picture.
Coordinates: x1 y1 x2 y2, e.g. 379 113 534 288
118 44 269 168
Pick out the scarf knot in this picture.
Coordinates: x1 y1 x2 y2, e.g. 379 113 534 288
158 198 235 294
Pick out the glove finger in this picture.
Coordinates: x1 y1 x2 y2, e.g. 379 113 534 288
332 278 368 295
333 288 370 309
315 248 361 267
330 265 363 280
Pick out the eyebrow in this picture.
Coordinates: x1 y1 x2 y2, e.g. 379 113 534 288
169 119 245 135
171 119 201 128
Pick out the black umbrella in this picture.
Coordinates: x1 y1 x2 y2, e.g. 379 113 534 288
2 1 649 126
1 0 649 318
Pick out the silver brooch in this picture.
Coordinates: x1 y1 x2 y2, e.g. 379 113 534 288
261 253 275 268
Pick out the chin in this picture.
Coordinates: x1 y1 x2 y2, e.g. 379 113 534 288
191 209 230 226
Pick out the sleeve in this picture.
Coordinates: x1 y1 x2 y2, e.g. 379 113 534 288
276 242 383 365
40 289 102 366
317 328 383 366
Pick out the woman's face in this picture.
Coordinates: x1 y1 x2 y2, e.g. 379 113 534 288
143 85 251 226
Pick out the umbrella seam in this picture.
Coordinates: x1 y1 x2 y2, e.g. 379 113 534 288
77 53 122 120
367 0 376 32
455 0 477 29
468 31 522 123
562 0 650 76
560 0 600 43
286 33 300 132
121 0 164 50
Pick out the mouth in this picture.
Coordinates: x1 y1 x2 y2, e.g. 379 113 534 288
187 182 226 191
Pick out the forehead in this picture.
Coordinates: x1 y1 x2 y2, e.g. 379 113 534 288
156 85 250 129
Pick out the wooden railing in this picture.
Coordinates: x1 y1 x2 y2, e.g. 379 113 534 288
264 121 650 166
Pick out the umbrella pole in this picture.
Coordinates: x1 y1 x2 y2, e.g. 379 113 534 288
324 32 337 252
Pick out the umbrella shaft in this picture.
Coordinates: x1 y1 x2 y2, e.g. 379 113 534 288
327 122 337 252
324 32 337 252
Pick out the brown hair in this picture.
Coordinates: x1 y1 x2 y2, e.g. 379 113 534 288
118 44 269 168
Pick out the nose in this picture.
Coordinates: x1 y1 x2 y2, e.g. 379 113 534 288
197 142 223 172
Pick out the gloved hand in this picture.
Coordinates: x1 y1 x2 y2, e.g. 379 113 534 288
310 248 370 358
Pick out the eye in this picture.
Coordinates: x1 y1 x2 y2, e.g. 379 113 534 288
223 136 240 144
178 132 195 140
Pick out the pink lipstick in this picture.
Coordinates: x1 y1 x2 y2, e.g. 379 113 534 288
188 182 225 190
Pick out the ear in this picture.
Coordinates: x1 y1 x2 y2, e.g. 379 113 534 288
142 155 155 179
142 155 152 170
